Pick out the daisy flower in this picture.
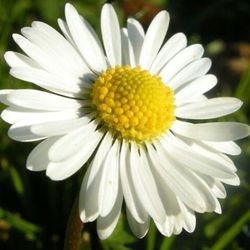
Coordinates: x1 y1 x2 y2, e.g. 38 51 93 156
0 3 249 240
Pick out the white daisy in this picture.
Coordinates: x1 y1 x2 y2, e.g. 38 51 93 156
0 3 249 240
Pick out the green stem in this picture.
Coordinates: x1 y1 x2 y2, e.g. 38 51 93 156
64 197 83 250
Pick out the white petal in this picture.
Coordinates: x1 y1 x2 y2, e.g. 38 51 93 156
139 11 170 69
1 107 32 124
129 144 166 223
86 132 113 189
1 106 78 125
78 166 92 223
147 143 216 213
175 97 243 119
168 58 211 90
65 3 107 73
21 22 92 79
126 208 150 239
48 121 98 162
160 44 204 83
4 51 40 68
220 174 240 186
120 141 148 223
46 129 103 180
79 161 102 223
120 28 130 66
178 201 196 233
203 141 241 155
12 33 62 74
57 18 75 45
172 215 183 235
7 110 78 142
197 174 226 199
155 220 173 237
161 135 237 180
146 150 181 236
98 140 120 217
10 67 82 97
174 74 217 106
150 33 187 74
97 183 123 240
176 136 237 172
101 4 121 66
143 148 180 215
0 90 13 106
127 18 145 66
12 33 91 88
190 95 208 102
26 137 59 171
31 116 91 137
172 120 250 141
80 133 113 222
6 89 83 111
192 172 222 214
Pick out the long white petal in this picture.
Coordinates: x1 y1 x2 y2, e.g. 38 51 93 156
155 220 173 237
21 21 92 79
10 67 83 98
0 90 13 106
160 44 204 83
172 120 250 141
6 89 83 111
12 33 62 75
161 135 237 179
98 140 120 217
1 107 34 124
80 157 103 223
97 182 123 240
175 97 242 119
168 58 211 90
7 111 78 142
57 18 75 44
197 174 226 199
139 11 170 69
1 105 79 125
31 116 91 137
4 51 40 68
120 141 148 223
176 135 237 172
178 200 196 233
65 3 107 73
86 132 113 188
192 172 222 214
150 33 187 74
101 4 121 66
174 74 217 106
79 172 88 221
129 144 166 223
48 121 98 162
26 137 60 171
120 28 130 66
127 18 145 66
126 208 150 239
202 141 241 155
146 150 181 236
80 133 113 222
147 143 216 213
46 129 103 180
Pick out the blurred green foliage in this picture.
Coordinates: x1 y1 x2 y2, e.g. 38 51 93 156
0 0 250 249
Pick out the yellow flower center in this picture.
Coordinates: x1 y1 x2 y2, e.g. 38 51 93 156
91 65 175 142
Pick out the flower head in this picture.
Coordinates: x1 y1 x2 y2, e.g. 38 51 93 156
0 3 249 239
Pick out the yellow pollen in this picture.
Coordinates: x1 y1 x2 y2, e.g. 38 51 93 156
92 65 175 141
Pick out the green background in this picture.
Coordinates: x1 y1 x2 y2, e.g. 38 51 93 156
0 0 250 249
